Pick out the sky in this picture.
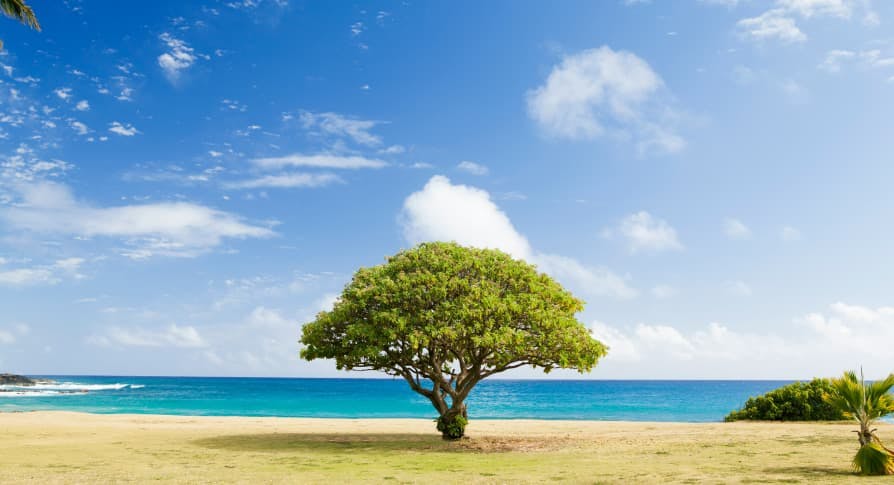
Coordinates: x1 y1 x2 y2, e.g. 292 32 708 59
1 0 894 379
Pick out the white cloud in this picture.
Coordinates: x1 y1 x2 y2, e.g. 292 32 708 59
777 0 852 18
726 280 753 296
246 306 291 327
0 258 85 287
54 87 73 100
74 100 90 111
157 33 198 83
818 49 856 72
723 218 752 239
1 182 274 258
70 120 89 135
781 225 801 241
108 121 139 136
91 324 207 348
0 330 14 344
606 211 683 253
298 111 382 147
400 175 636 299
651 284 677 298
819 49 894 74
526 46 684 154
251 153 386 170
225 173 341 189
737 9 806 43
456 161 489 176
738 1 874 44
587 301 894 378
698 0 740 6
379 145 405 155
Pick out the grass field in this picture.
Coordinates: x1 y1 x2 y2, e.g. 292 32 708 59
0 411 891 483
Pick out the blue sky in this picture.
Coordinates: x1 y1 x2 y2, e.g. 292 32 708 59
1 0 893 378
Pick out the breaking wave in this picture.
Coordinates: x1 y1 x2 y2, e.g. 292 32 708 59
0 381 144 397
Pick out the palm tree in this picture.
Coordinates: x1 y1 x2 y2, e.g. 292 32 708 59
824 369 894 475
0 0 40 50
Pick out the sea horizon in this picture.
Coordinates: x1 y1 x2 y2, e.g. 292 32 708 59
1 375 798 422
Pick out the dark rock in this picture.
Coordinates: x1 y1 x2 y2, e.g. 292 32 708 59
0 374 36 386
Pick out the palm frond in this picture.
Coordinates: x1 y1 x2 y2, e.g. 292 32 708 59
853 442 894 476
0 0 40 31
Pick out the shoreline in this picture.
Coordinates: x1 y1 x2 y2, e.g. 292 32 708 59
0 409 861 425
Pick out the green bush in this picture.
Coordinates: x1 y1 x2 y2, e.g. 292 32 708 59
435 414 468 440
725 378 846 421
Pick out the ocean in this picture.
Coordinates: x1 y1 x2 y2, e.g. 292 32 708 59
0 376 790 422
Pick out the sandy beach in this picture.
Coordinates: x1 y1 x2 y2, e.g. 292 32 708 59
0 411 891 483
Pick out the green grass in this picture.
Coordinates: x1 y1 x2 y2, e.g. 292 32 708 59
2 413 894 483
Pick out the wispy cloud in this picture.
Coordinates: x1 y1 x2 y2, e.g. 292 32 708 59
225 173 342 189
1 182 274 259
251 153 387 169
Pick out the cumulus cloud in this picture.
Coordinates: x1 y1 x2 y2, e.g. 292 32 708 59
590 320 793 377
590 311 894 378
400 175 636 299
604 211 683 253
53 87 73 100
738 0 875 44
723 218 752 239
70 120 89 135
251 153 386 170
108 121 139 136
737 9 806 43
456 161 489 176
526 46 684 154
157 33 199 83
74 100 90 111
1 182 273 258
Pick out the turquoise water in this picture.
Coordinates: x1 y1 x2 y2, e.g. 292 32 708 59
0 376 788 422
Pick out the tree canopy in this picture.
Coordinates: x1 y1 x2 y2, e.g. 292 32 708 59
300 242 606 438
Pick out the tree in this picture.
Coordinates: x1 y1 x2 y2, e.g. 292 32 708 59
300 242 607 439
824 369 894 475
1 0 40 50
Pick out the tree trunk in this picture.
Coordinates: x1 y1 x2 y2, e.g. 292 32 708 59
436 401 468 440
859 422 874 447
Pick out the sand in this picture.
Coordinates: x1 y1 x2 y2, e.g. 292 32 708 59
0 411 891 483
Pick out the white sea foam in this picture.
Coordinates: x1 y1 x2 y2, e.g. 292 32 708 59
0 382 145 396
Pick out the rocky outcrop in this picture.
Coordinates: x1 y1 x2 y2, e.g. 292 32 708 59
0 374 36 386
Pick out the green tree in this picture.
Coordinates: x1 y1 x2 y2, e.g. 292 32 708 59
824 369 894 475
1 0 40 50
300 242 607 439
725 378 845 422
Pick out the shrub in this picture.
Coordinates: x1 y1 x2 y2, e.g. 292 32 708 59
725 378 846 421
853 442 894 475
435 414 468 440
